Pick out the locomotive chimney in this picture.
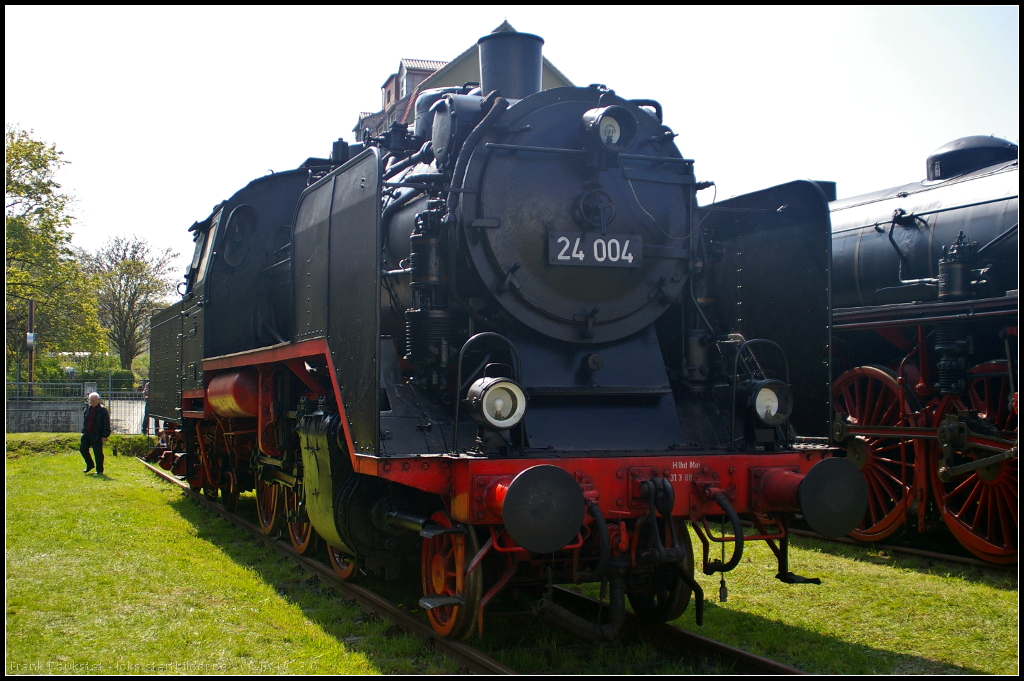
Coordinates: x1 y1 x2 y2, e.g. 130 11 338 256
477 30 544 100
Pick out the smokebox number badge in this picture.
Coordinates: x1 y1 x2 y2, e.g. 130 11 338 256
548 232 642 268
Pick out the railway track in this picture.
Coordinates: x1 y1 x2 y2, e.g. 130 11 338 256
787 528 1017 571
547 587 808 675
141 459 805 675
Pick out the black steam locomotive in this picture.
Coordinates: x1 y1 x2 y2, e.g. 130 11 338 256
149 29 867 640
829 136 1018 563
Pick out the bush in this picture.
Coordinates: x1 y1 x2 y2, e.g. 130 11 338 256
74 369 139 391
111 370 136 391
5 433 80 459
5 433 155 460
108 434 158 458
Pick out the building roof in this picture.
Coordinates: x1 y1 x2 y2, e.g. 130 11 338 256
417 21 573 94
356 22 574 135
400 59 448 72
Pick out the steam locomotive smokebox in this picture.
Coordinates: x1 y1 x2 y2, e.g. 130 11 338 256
798 457 868 539
477 31 544 100
502 465 585 553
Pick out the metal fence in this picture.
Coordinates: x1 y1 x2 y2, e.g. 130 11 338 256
6 382 148 435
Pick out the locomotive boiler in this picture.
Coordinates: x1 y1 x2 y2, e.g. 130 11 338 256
829 136 1018 563
149 29 868 640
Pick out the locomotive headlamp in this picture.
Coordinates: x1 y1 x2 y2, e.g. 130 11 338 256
466 376 528 429
582 106 637 153
746 379 793 427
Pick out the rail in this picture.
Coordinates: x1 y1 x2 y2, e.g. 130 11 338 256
551 587 807 674
787 528 1016 571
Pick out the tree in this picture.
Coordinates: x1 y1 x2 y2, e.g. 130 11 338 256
84 236 179 370
5 125 105 373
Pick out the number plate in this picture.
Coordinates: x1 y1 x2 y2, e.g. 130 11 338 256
548 232 642 268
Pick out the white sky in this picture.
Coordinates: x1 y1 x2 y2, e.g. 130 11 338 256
6 6 1019 279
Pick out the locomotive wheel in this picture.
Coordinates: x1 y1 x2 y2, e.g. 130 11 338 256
328 545 362 582
832 365 918 542
627 517 694 623
420 511 482 640
929 361 1018 564
283 485 317 555
255 479 281 535
220 470 240 512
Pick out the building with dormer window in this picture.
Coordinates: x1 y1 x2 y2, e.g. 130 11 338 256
354 21 573 140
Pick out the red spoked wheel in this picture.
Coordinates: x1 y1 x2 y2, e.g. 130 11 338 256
255 479 281 535
283 485 317 555
328 545 362 581
929 361 1018 564
420 511 482 639
833 365 919 542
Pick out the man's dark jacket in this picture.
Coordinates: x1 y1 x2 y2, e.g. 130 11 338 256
82 404 112 438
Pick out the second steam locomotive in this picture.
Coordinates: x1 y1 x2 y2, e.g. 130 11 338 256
830 136 1018 563
149 29 867 639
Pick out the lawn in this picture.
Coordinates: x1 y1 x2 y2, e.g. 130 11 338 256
663 526 1018 674
5 445 454 675
5 438 1018 675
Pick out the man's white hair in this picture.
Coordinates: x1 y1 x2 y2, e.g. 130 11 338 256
88 392 101 400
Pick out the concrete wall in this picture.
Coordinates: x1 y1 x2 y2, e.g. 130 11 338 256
5 398 146 434
6 401 81 433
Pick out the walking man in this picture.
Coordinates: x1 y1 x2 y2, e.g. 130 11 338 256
81 392 111 474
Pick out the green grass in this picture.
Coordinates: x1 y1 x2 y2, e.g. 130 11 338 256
6 436 1018 675
5 451 455 675
652 528 1018 674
